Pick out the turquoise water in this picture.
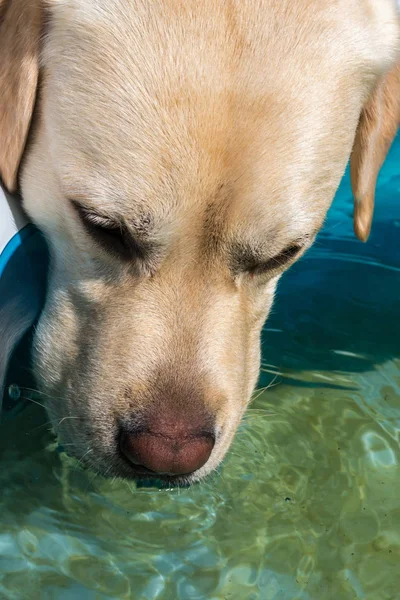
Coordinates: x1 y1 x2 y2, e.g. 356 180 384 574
1 136 400 599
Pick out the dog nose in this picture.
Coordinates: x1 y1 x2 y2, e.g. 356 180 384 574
119 421 215 476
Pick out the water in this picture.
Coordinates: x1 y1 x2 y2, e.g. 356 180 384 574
1 137 399 600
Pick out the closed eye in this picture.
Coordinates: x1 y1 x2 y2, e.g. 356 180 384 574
246 244 302 275
71 200 145 260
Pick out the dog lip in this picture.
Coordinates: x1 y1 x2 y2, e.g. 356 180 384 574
126 463 158 475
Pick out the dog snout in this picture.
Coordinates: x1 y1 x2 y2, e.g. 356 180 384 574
119 411 215 476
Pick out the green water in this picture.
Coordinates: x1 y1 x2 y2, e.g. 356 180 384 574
1 142 400 599
1 358 399 599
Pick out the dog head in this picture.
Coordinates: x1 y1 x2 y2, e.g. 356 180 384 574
1 0 399 484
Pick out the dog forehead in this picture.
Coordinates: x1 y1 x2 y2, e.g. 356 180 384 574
41 0 394 230
44 0 397 80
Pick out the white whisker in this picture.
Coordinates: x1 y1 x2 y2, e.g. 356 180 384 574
56 416 81 427
20 395 46 410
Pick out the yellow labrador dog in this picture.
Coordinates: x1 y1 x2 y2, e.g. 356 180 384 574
0 0 399 485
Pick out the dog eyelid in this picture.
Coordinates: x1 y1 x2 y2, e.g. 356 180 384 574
70 199 144 260
79 210 119 230
70 199 118 225
245 243 303 275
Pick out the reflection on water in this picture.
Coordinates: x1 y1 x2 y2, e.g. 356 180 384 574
1 138 400 599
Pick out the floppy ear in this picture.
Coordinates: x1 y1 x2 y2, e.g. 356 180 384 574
350 61 400 242
0 0 42 193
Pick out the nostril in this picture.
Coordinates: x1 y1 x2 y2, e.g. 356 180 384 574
119 428 215 476
119 430 143 468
